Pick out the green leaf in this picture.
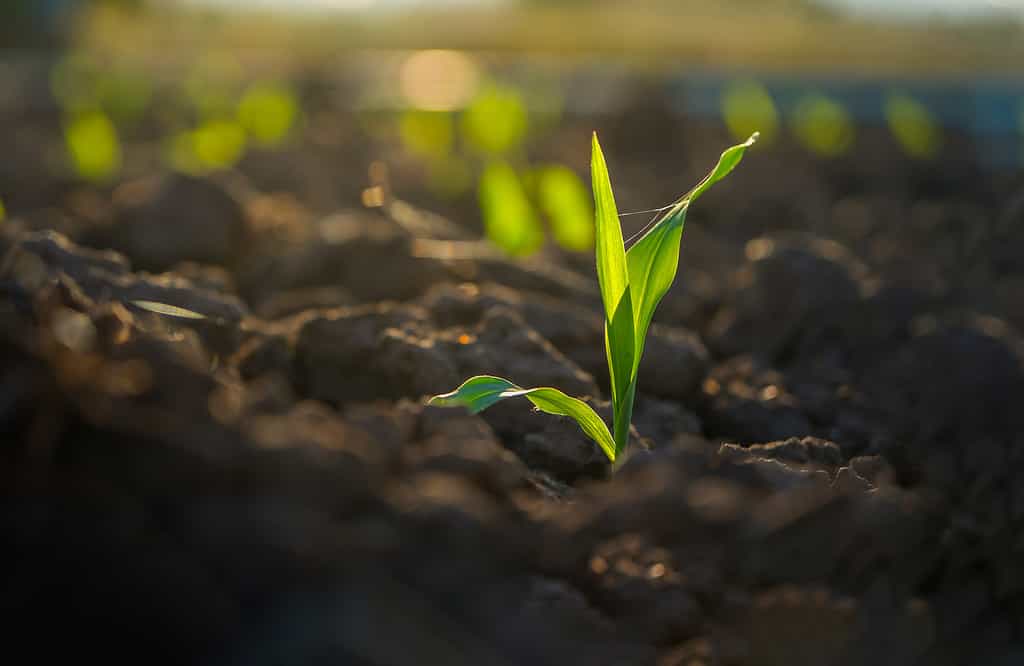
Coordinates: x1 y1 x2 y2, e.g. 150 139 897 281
590 132 635 455
429 375 617 462
590 133 630 322
686 131 759 204
625 133 758 373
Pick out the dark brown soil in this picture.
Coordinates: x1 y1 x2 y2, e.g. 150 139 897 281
2 74 1024 665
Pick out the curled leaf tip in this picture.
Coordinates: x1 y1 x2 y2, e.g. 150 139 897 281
746 131 760 145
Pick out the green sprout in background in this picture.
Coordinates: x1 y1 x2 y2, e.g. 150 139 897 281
535 165 594 252
479 162 546 256
397 73 591 257
64 110 122 182
169 59 301 174
166 55 293 175
791 93 854 157
237 83 300 147
885 92 941 159
429 132 758 463
198 120 247 166
464 82 594 256
168 119 248 174
722 79 779 145
52 52 148 183
461 83 529 156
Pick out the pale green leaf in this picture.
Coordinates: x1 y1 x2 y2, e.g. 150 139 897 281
429 375 616 462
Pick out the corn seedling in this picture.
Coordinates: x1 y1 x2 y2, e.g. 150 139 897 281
429 131 758 463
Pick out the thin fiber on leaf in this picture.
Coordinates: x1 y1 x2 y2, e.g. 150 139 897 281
429 375 617 462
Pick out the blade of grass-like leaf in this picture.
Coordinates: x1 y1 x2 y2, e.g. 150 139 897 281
429 375 617 461
591 133 635 453
625 133 758 373
590 132 629 321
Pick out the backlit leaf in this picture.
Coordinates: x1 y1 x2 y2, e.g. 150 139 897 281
429 375 616 462
591 132 635 455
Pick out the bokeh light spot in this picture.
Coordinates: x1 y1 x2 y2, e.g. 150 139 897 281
399 50 479 111
362 186 385 208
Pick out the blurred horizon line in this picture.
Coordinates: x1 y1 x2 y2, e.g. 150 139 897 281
176 0 1024 21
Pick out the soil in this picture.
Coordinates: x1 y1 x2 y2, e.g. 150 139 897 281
2 74 1024 665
